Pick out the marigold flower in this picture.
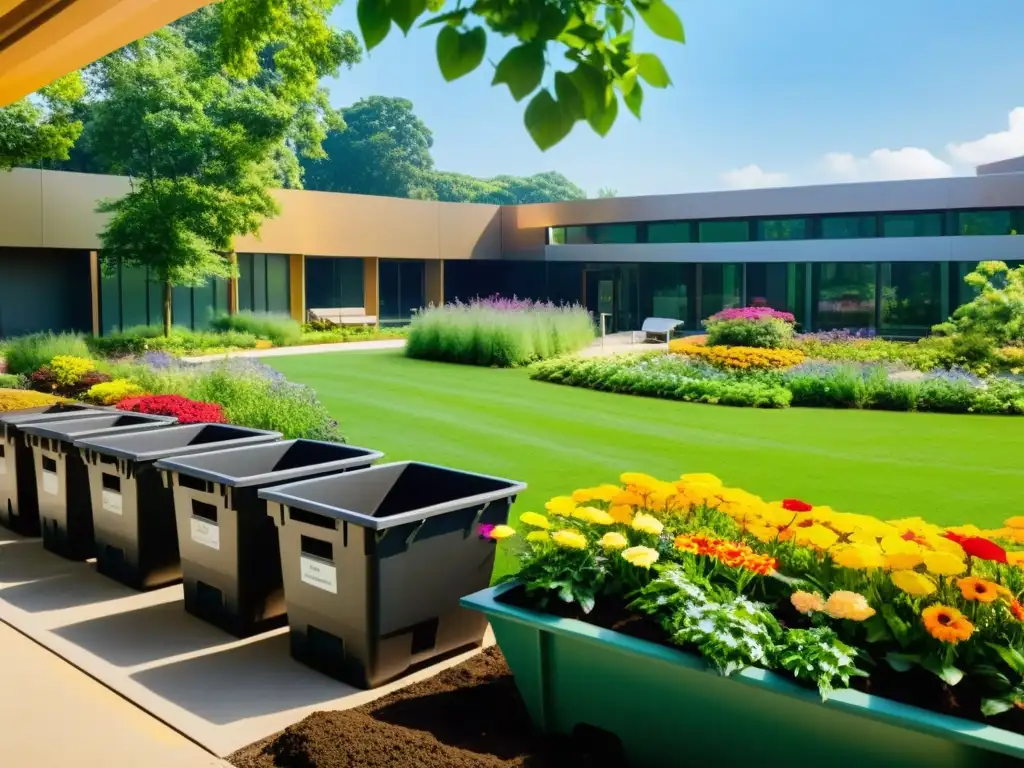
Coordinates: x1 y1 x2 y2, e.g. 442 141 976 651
572 506 614 525
832 543 885 570
922 605 974 644
957 576 1003 603
608 504 634 524
674 534 700 554
620 472 659 489
824 591 876 621
1010 599 1024 622
793 523 839 550
1008 551 1024 567
598 532 628 550
1006 517 1024 531
526 531 550 543
519 512 551 530
890 570 937 597
551 530 588 550
745 523 779 543
631 513 664 536
921 550 966 576
611 490 643 507
621 546 659 569
782 498 813 512
791 591 826 615
679 472 723 487
544 496 577 516
489 525 516 540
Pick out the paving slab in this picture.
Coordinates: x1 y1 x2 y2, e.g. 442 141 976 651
182 338 405 362
0 528 492 757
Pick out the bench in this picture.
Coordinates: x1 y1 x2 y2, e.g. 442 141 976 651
632 317 683 343
307 307 379 327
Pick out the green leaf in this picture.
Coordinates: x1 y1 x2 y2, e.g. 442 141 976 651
606 6 626 34
357 0 392 51
623 80 643 118
492 42 545 101
635 0 686 43
420 9 467 27
982 697 1015 716
436 26 486 82
972 664 1013 694
885 652 921 673
567 63 606 116
537 6 569 39
987 643 1024 676
390 0 427 34
554 71 584 123
921 656 964 687
586 87 618 137
881 604 912 648
524 89 573 150
578 591 596 614
564 21 605 43
636 53 671 88
863 614 894 643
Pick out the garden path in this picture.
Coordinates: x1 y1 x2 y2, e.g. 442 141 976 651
182 338 405 363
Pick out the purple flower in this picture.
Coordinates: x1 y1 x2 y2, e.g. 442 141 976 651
797 328 877 343
707 306 796 324
478 523 496 540
141 351 177 369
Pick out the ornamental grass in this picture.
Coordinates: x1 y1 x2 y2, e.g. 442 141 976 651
668 341 805 370
497 470 1024 721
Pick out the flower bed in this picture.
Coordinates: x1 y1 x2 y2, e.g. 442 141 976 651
406 296 594 367
117 394 226 423
0 388 65 412
464 471 1024 763
668 340 805 370
704 306 796 348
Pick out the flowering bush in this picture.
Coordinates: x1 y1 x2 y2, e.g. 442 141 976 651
667 342 805 370
703 307 796 349
30 355 110 397
501 471 1024 726
0 388 66 412
117 394 225 424
85 379 146 405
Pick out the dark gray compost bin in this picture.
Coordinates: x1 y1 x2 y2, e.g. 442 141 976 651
20 413 177 559
75 423 281 590
259 461 525 688
155 440 383 637
0 404 110 535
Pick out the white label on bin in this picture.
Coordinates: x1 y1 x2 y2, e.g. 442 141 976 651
300 555 337 594
102 489 123 515
190 518 220 550
42 470 58 495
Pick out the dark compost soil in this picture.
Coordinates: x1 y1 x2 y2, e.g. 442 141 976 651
229 645 629 768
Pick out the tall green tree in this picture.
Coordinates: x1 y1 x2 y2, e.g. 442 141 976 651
429 170 586 204
0 74 85 171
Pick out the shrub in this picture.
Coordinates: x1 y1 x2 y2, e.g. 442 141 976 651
117 394 226 423
88 325 260 356
0 388 66 412
30 355 111 397
86 379 146 405
5 332 92 375
938 260 1024 345
210 311 302 346
668 342 805 370
0 373 27 389
703 307 796 348
406 297 594 367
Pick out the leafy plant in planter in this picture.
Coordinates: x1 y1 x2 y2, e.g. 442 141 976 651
117 394 226 424
703 307 797 348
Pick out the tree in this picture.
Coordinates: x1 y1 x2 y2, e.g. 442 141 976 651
430 170 586 204
219 0 686 150
0 74 85 171
302 96 435 197
597 186 618 198
935 261 1024 345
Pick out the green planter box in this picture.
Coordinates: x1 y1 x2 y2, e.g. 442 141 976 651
462 582 1024 768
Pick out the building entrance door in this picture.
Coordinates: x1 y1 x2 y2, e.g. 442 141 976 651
584 266 639 334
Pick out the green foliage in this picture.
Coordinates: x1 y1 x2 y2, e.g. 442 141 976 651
776 627 865 700
705 318 794 349
210 311 302 345
938 261 1024 346
4 332 92 375
0 374 27 389
0 73 85 171
406 302 595 367
87 325 259 356
297 326 409 345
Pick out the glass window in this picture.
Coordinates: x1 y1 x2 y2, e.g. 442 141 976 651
305 257 364 309
881 213 942 238
237 253 254 312
252 253 268 312
147 275 163 326
214 278 228 318
698 220 750 243
639 263 696 329
99 261 121 333
592 224 637 244
812 263 876 330
266 254 290 314
548 227 566 245
193 280 216 330
700 263 742 318
565 226 591 244
172 286 193 329
745 263 806 326
820 215 877 239
398 260 425 320
647 221 693 243
880 262 945 333
121 264 149 329
757 218 809 240
956 210 1017 236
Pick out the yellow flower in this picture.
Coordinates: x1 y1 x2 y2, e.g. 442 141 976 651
571 484 621 504
792 523 839 550
922 550 967 576
572 506 615 526
890 570 937 597
621 546 660 569
923 535 965 557
611 490 643 506
832 543 885 570
1006 517 1024 530
598 532 628 550
824 591 876 621
746 524 779 543
519 512 551 530
680 473 723 487
888 517 943 538
1008 551 1024 567
631 513 664 536
620 472 659 488
946 524 983 538
791 591 826 615
551 530 588 550
526 531 550 543
608 504 634 524
545 496 577 516
881 535 924 570
489 525 516 540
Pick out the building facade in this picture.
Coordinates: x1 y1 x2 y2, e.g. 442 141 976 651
1 165 1023 338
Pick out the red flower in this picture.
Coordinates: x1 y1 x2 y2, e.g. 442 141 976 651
1010 600 1024 622
117 394 225 425
944 532 1007 564
782 498 813 512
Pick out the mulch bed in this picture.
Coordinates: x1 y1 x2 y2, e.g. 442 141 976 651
229 647 629 768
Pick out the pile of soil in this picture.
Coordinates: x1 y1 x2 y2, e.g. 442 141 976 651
230 647 627 768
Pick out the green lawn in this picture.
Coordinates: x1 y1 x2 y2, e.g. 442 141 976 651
272 350 1024 573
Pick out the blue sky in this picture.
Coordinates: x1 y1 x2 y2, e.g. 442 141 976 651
324 0 1024 197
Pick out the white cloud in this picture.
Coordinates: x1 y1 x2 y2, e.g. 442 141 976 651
819 147 952 182
720 164 790 189
947 107 1024 166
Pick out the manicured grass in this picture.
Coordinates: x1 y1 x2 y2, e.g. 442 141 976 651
271 350 1024 576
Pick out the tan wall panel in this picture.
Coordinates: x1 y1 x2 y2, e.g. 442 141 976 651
0 168 43 247
437 203 502 260
41 170 127 249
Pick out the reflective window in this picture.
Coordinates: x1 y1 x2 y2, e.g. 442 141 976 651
880 262 944 332
820 215 877 239
121 264 149 329
99 263 121 334
379 259 426 324
639 263 696 329
592 224 637 244
757 218 809 240
745 263 806 326
566 226 591 244
172 286 193 329
700 263 742 317
306 257 363 309
812 263 876 330
648 221 693 243
882 213 943 238
698 220 749 243
548 227 566 245
266 254 290 313
956 210 1017 236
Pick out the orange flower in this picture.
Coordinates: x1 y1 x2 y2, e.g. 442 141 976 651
674 535 699 554
922 604 975 644
1010 600 1024 622
957 576 1005 603
791 591 826 615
